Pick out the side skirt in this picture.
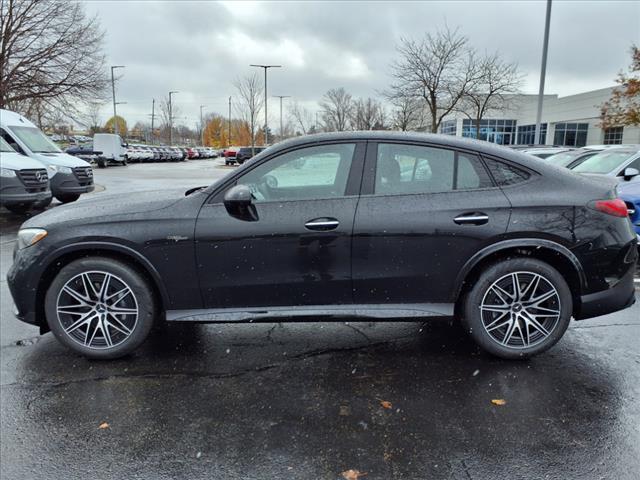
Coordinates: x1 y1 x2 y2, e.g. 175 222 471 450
166 303 455 323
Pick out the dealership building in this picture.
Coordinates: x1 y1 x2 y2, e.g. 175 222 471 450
439 86 640 147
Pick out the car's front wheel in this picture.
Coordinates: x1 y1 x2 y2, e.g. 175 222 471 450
462 257 572 359
56 194 80 203
45 257 156 359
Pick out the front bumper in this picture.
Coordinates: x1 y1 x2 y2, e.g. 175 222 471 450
7 246 45 328
50 171 94 196
1 173 51 206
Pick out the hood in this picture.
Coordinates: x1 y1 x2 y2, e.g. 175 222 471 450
30 152 91 168
0 151 49 170
23 189 187 229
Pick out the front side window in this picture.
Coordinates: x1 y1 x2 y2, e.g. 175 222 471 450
573 150 636 174
236 143 356 202
7 126 61 153
374 143 493 195
0 136 15 152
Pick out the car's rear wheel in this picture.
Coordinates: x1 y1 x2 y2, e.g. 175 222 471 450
45 257 156 359
462 258 572 359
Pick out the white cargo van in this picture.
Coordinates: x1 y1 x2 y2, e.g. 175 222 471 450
0 137 52 213
92 133 128 167
0 109 94 204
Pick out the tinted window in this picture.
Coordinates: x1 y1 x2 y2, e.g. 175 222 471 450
374 143 493 195
236 143 356 202
484 158 530 186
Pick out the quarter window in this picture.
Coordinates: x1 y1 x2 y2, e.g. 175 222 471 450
374 143 493 195
235 143 356 202
484 158 530 186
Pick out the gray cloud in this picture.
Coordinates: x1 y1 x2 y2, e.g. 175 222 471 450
84 0 640 129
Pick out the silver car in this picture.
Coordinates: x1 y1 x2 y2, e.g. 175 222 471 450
571 146 640 182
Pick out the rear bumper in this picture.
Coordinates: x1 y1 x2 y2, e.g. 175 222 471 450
575 266 637 320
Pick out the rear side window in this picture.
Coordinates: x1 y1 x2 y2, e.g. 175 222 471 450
484 158 530 186
374 143 493 195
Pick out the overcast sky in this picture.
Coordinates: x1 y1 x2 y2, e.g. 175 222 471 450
83 0 640 129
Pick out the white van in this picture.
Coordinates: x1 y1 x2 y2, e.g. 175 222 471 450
0 109 94 204
92 133 128 167
0 137 52 213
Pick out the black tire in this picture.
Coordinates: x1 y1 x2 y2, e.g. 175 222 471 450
5 203 31 214
45 257 156 359
97 158 107 168
122 156 128 166
461 257 572 359
56 194 80 203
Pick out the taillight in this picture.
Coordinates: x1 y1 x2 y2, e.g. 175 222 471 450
588 199 629 217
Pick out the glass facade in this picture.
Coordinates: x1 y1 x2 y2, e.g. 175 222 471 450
461 119 516 145
603 127 623 145
440 120 457 136
553 123 588 147
517 124 547 145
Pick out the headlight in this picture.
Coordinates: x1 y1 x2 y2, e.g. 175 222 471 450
0 168 17 178
17 228 48 250
57 166 72 174
47 165 57 177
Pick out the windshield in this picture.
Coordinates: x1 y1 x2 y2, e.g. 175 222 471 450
0 137 15 152
572 150 636 174
9 126 62 153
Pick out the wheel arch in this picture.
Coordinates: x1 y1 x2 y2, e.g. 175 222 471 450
454 239 586 312
35 242 169 332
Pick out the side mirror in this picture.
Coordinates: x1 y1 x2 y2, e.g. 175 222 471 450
622 167 639 181
223 184 258 221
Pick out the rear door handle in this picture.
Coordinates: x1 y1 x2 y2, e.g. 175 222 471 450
305 217 340 231
454 213 489 225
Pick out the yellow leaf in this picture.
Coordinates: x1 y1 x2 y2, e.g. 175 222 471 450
98 422 110 429
342 469 367 480
491 399 506 406
380 400 393 409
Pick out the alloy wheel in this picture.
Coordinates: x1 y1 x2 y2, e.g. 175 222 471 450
479 271 561 349
56 271 139 350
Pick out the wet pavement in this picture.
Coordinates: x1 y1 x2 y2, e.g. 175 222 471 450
1 159 639 479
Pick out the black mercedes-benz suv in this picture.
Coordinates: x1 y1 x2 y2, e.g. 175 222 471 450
7 132 638 359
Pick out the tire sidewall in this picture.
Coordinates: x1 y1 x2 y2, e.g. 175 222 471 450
463 257 572 359
45 258 156 359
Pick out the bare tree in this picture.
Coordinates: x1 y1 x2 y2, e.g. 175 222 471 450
319 87 353 132
77 101 105 134
456 53 523 138
289 100 314 134
0 0 108 112
388 27 477 133
234 74 263 148
351 97 386 130
384 90 426 131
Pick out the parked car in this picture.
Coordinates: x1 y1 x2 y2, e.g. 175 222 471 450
65 143 105 165
545 145 635 169
571 146 640 181
236 146 267 164
223 147 238 165
7 132 637 360
93 134 128 167
0 137 52 214
618 180 640 241
1 109 94 204
520 146 574 159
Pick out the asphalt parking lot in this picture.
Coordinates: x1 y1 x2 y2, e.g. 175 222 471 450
1 159 639 480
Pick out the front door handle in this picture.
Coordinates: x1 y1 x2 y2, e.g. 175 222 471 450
454 213 489 225
305 217 340 231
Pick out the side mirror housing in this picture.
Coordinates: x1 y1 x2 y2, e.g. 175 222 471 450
622 167 639 181
223 184 258 221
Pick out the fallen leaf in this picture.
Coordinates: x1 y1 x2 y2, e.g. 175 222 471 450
98 422 110 429
491 399 506 406
342 469 367 480
339 405 351 416
380 400 393 409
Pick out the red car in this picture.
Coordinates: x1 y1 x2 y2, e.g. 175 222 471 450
223 147 238 165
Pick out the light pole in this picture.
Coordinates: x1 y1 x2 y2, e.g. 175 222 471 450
534 0 552 145
273 95 290 141
110 65 125 136
250 64 281 145
199 105 206 146
168 91 178 145
228 96 232 147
